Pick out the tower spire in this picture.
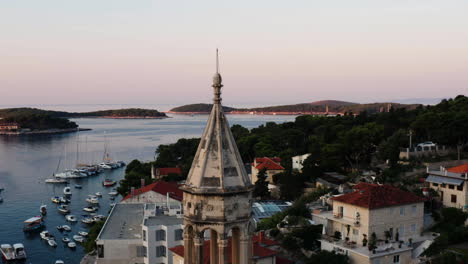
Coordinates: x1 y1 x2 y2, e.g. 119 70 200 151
212 49 223 104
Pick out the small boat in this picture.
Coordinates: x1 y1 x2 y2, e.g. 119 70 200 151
78 231 88 237
65 215 77 222
62 237 70 243
63 187 72 196
23 216 44 232
102 179 116 187
57 225 71 232
58 205 70 214
55 260 65 264
51 196 61 204
45 178 68 184
73 235 84 243
108 191 118 196
92 215 103 222
0 244 15 261
13 243 26 259
95 192 102 197
67 242 76 248
48 239 57 247
59 197 70 204
40 204 47 215
87 197 99 204
81 218 94 224
95 214 105 220
40 230 54 240
74 184 82 189
83 206 97 212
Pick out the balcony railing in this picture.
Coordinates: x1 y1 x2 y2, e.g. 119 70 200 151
333 212 343 218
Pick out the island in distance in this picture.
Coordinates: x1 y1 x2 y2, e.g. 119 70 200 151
0 108 167 135
167 100 421 115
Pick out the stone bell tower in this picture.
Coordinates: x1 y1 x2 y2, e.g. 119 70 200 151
181 50 254 264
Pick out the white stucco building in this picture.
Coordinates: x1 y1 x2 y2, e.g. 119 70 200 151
96 202 184 264
292 153 311 172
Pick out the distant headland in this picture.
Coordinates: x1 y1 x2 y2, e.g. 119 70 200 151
167 100 421 115
0 108 167 135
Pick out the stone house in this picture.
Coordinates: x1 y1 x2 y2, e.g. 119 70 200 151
313 183 434 264
425 164 468 211
251 157 285 184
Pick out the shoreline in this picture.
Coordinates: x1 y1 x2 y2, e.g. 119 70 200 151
0 127 91 135
164 111 343 116
69 115 169 119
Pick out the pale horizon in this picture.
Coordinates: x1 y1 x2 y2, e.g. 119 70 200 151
1 0 467 106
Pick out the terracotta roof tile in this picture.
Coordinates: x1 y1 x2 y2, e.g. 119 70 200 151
254 157 285 170
121 181 183 201
331 183 425 209
447 164 468 174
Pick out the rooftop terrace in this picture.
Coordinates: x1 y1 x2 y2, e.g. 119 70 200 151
97 203 144 240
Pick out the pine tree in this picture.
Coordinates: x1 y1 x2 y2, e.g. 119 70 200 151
253 168 270 199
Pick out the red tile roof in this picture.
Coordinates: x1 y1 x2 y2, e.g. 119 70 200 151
170 233 288 264
156 167 182 176
447 164 468 174
254 157 285 170
121 181 183 201
331 183 425 209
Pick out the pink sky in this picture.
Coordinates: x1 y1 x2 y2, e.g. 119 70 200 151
0 1 467 106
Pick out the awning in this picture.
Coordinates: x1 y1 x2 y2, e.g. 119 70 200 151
24 216 42 223
425 175 464 186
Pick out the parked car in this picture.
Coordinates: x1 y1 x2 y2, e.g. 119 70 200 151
417 141 436 148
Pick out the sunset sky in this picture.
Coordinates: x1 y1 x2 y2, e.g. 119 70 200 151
1 0 467 107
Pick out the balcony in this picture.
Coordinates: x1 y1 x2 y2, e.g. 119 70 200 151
333 212 343 218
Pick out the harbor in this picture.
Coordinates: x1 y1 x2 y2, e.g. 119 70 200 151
0 114 296 264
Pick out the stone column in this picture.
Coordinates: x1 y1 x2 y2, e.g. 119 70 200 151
240 236 252 264
218 238 228 264
232 229 240 264
194 235 204 264
183 233 193 264
210 230 218 264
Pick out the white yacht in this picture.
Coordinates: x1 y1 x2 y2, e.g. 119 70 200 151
45 178 68 184
98 163 112 170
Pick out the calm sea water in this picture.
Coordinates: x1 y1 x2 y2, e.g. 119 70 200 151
0 113 296 264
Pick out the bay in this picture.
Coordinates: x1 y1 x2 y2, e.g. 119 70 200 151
0 113 296 264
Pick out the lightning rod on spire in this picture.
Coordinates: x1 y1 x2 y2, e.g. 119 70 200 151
216 48 219 74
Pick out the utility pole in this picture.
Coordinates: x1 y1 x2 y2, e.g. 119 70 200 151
408 129 413 148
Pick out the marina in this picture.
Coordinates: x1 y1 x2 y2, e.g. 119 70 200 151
0 114 295 264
